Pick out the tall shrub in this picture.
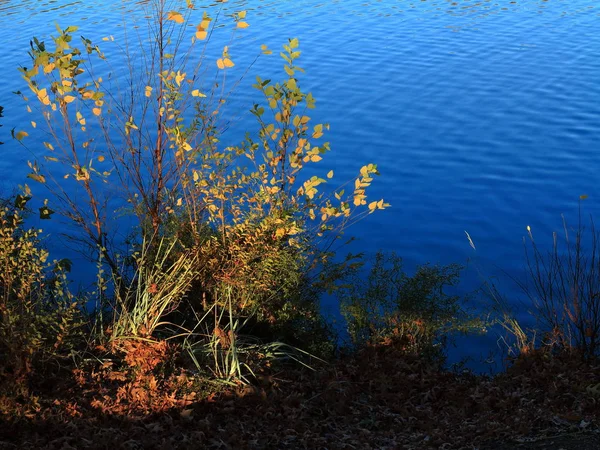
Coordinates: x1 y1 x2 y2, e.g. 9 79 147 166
0 197 82 384
14 0 389 362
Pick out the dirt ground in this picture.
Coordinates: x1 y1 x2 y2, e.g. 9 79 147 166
1 347 599 449
485 431 600 450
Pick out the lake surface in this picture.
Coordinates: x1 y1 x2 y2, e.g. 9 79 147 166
1 0 599 370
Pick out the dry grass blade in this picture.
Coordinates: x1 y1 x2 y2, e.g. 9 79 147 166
111 237 198 343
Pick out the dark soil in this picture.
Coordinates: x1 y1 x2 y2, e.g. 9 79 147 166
485 431 600 449
1 347 599 449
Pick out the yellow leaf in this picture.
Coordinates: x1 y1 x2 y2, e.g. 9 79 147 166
368 201 377 212
310 155 322 162
93 107 101 116
238 10 247 19
580 194 589 200
237 21 249 29
16 131 28 141
327 170 334 179
31 121 37 128
191 89 206 97
312 124 323 139
196 29 207 40
167 11 184 23
261 44 272 55
145 86 152 97
63 95 76 104
98 155 105 162
76 111 85 125
26 105 32 113
43 63 55 74
216 59 225 69
223 58 234 68
27 173 46 183
75 167 90 181
37 88 51 106
43 142 54 151
175 71 186 86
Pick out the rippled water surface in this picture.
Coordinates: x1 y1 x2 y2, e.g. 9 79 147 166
1 0 599 367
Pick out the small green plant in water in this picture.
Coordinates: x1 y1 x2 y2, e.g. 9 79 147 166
339 251 484 364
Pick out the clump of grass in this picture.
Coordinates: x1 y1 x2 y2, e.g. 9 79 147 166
519 208 600 359
482 202 600 363
109 237 198 344
182 285 325 385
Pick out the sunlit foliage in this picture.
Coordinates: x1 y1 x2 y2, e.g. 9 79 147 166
13 0 388 381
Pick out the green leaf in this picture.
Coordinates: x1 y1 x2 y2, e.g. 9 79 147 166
287 78 297 91
280 52 292 64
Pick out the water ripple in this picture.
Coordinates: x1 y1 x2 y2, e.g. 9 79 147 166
0 0 598 366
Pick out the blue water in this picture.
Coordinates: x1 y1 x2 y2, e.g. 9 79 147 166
1 0 599 369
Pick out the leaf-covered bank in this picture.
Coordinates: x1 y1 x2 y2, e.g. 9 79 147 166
1 346 599 449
